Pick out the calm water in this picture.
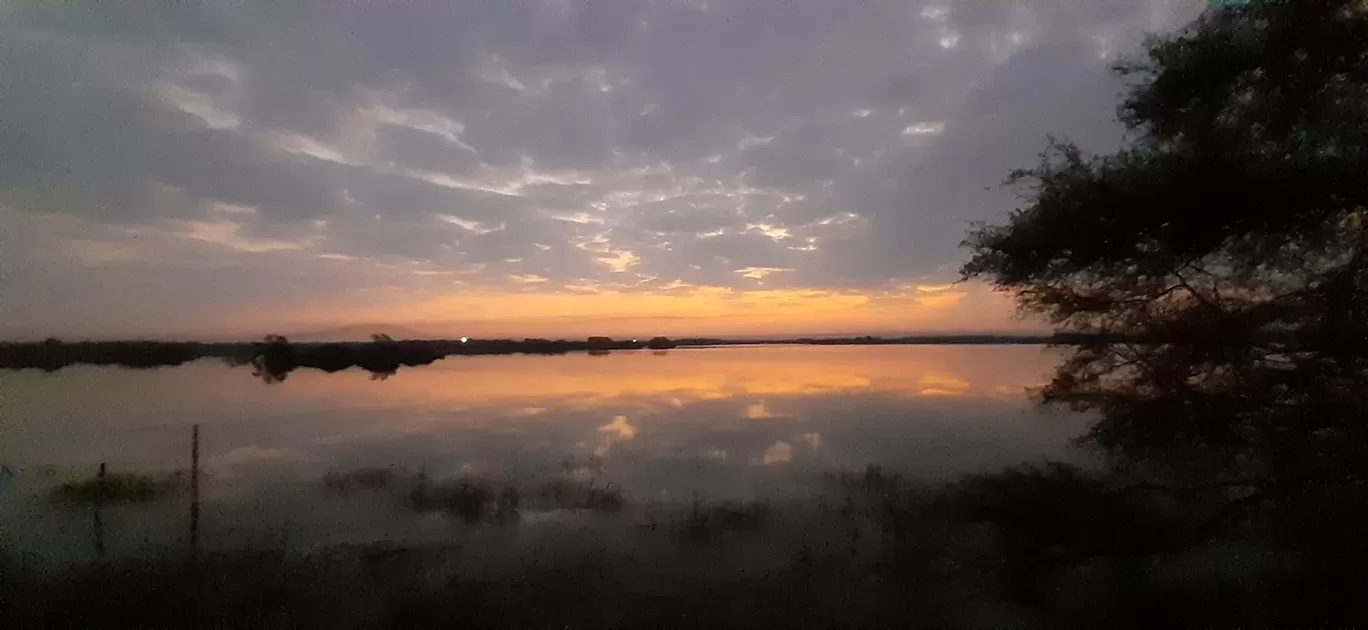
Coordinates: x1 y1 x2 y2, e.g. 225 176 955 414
0 345 1093 563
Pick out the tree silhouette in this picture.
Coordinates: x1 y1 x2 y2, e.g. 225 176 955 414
252 334 295 384
962 0 1368 486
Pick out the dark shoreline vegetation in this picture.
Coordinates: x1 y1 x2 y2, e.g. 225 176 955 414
5 460 1366 627
0 333 1081 381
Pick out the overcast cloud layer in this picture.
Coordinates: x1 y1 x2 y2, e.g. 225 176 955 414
0 1 1202 339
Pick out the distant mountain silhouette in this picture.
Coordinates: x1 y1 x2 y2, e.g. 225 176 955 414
286 325 433 342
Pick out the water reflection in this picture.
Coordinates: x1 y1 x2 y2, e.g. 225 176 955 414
1 345 1096 566
0 346 1085 491
272 344 1048 408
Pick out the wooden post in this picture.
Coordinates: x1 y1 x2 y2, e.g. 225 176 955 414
190 425 200 560
94 462 106 559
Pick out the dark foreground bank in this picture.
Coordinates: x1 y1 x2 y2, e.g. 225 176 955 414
5 463 1366 629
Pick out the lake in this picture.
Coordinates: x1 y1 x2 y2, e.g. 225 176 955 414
0 344 1093 565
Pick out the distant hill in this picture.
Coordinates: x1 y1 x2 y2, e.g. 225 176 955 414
285 325 433 342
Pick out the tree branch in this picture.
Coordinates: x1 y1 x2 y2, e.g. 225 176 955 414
1173 268 1220 313
1114 470 1363 555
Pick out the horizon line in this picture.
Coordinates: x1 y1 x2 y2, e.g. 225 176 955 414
2 330 1062 344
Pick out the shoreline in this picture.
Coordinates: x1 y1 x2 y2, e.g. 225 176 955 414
0 334 1070 373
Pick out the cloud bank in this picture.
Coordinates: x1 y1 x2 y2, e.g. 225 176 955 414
0 0 1201 339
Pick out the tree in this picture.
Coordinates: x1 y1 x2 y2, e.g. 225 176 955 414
253 334 295 384
962 0 1368 485
370 333 394 343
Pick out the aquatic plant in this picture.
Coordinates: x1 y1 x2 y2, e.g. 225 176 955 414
678 500 771 543
52 471 187 504
321 467 404 494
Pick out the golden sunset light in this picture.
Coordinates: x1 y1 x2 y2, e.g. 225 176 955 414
10 1 1353 624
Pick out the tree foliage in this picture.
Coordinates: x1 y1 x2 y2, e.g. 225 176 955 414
962 0 1368 482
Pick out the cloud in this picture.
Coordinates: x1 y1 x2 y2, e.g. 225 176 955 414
745 402 784 419
0 1 1203 338
761 441 793 465
598 415 639 440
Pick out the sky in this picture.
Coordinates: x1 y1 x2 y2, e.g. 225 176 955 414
0 0 1203 341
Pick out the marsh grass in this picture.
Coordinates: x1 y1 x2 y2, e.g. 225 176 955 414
15 460 1361 627
52 471 188 504
321 466 400 494
530 477 624 512
678 500 772 543
6 460 1363 627
320 466 626 524
0 540 922 629
410 478 496 524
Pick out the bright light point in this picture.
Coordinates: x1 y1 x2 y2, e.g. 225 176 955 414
460 337 469 343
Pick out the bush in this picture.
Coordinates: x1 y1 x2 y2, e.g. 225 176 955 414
53 472 187 504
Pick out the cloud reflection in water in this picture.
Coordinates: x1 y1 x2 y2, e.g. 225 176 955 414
1 345 1089 500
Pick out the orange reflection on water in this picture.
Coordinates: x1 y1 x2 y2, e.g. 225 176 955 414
274 345 1056 411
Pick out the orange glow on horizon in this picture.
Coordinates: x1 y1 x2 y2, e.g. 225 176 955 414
250 344 1055 416
224 281 1038 340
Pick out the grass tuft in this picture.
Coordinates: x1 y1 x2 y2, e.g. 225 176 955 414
52 472 187 504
